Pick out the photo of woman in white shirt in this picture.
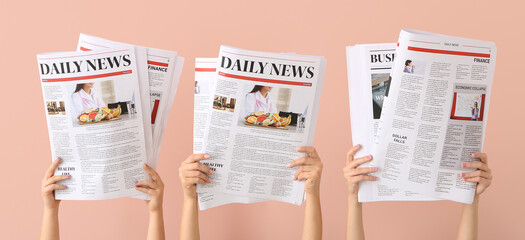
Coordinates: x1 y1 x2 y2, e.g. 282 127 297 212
244 85 277 116
71 83 105 117
403 60 415 73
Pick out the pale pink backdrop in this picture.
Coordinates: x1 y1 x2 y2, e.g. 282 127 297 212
0 0 523 239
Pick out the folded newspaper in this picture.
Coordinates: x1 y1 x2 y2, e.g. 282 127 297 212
195 46 326 209
38 34 183 200
347 30 496 204
346 43 440 202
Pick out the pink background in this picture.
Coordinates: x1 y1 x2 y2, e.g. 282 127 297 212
0 0 523 239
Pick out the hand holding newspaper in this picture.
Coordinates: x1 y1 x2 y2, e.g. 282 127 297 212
38 48 151 200
38 34 184 200
196 46 326 208
346 43 440 202
371 30 496 204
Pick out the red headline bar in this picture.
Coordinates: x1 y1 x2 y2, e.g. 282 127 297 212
218 72 312 87
195 68 216 72
42 70 132 82
407 46 490 58
148 60 169 67
80 47 91 51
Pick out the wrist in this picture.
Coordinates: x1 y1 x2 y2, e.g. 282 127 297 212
183 193 198 202
306 191 321 201
348 193 359 204
44 205 59 214
306 186 320 197
149 206 164 214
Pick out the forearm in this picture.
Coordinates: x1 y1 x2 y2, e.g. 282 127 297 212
40 208 60 240
346 196 365 240
302 192 322 240
456 196 479 240
180 196 200 240
147 209 165 240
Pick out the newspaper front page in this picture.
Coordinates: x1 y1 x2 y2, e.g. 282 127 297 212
374 30 496 203
347 43 440 202
196 46 326 205
38 48 150 200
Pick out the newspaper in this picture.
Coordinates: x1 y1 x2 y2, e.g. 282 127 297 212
196 46 326 205
373 30 496 204
194 58 264 210
346 43 441 202
38 48 151 200
76 34 184 168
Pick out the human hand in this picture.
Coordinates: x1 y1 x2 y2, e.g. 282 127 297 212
288 146 323 196
178 154 212 200
343 145 377 200
42 158 70 211
462 152 492 196
135 164 165 213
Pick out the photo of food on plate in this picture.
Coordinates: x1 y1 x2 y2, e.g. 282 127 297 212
238 84 310 132
69 80 137 126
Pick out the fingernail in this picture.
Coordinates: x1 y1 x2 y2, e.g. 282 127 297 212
287 163 292 168
368 155 373 160
373 176 378 180
204 154 210 159
372 167 377 171
471 153 476 157
462 163 467 168
67 175 72 178
296 146 301 151
461 173 465 177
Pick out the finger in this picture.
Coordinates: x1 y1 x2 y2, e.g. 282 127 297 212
44 175 71 187
143 164 161 182
185 178 208 187
350 167 378 176
297 165 318 172
296 171 315 181
472 152 488 164
462 170 491 179
183 170 211 183
45 158 62 179
348 155 373 169
135 186 155 196
346 144 361 164
350 175 377 183
294 167 302 180
185 154 211 164
293 166 318 180
463 176 484 183
297 146 319 159
43 184 67 193
288 157 313 168
185 162 213 175
463 161 489 172
135 180 156 189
